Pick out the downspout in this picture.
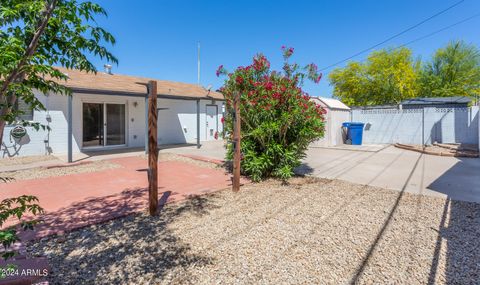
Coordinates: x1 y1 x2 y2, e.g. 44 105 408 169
196 99 200 148
145 94 149 154
67 94 73 163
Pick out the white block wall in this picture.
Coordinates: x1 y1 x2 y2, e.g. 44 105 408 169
352 106 479 145
2 91 224 158
2 91 73 157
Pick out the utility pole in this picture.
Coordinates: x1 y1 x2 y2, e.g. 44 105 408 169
148 80 158 215
232 91 241 192
197 42 201 85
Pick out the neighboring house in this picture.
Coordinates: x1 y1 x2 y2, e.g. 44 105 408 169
2 67 224 159
310 97 350 147
400 96 472 109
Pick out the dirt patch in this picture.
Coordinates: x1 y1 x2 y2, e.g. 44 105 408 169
28 178 480 284
395 143 479 157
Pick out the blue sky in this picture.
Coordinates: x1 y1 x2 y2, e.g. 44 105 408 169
91 0 480 98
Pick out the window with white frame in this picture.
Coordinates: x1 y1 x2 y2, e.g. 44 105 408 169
14 98 34 121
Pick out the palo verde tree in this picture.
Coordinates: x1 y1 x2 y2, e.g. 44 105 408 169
418 40 480 99
217 47 326 182
0 0 116 261
329 47 420 106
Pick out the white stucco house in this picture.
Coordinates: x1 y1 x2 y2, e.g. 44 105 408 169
2 67 224 161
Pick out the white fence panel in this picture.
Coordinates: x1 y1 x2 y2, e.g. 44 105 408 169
352 106 479 145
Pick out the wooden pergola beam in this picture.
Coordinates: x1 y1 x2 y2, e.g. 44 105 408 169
148 80 158 215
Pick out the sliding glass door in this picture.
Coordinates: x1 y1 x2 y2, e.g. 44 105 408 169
82 102 126 148
83 103 104 147
106 104 125 145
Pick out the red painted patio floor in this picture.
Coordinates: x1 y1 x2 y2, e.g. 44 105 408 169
0 156 238 241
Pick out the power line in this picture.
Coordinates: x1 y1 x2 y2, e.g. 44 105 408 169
398 12 480 49
319 0 465 71
323 12 480 71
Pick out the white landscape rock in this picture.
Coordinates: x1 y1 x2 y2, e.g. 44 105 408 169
27 177 480 284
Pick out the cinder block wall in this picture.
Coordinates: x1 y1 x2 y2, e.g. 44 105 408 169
352 106 479 145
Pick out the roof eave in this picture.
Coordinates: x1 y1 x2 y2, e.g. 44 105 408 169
70 87 224 101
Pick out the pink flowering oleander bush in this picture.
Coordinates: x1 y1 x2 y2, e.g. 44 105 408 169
217 47 326 181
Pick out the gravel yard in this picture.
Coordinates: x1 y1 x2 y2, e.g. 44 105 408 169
0 154 59 167
1 153 217 181
28 177 480 284
156 153 221 169
2 160 121 181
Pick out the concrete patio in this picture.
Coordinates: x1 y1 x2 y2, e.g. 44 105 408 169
299 145 480 203
0 155 237 241
74 141 479 204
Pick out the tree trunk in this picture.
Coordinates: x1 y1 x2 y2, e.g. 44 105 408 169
0 93 17 150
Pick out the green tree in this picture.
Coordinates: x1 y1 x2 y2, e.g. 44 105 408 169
329 47 420 106
0 0 116 262
217 47 325 181
0 0 117 145
419 41 480 99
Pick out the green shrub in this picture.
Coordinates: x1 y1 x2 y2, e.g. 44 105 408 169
0 190 43 261
217 47 326 181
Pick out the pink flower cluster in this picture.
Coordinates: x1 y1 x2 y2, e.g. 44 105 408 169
253 54 270 71
216 65 227 77
281 46 295 59
306 63 322 83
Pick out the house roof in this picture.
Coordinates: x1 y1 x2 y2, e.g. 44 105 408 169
400 96 471 105
54 67 224 100
311 97 350 110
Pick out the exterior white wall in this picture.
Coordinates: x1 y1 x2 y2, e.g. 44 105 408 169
311 109 350 147
2 91 72 157
330 110 351 146
157 99 223 145
72 93 146 149
2 91 224 157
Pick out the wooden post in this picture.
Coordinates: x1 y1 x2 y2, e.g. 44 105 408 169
148 80 158 215
232 92 241 192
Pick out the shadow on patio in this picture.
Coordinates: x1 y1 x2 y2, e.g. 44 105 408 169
30 193 220 284
20 185 202 241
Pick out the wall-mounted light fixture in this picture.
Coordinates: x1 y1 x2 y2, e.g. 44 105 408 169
133 101 138 108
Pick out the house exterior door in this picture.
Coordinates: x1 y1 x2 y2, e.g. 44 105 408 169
206 105 218 140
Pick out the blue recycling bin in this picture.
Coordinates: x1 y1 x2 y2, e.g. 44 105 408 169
342 122 365 145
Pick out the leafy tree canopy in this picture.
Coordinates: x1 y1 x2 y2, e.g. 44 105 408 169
0 0 117 140
0 0 115 262
328 47 420 106
419 40 480 99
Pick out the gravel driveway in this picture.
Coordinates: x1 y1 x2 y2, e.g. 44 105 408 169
28 177 480 284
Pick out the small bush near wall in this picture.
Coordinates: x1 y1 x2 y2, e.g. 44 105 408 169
217 47 326 181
